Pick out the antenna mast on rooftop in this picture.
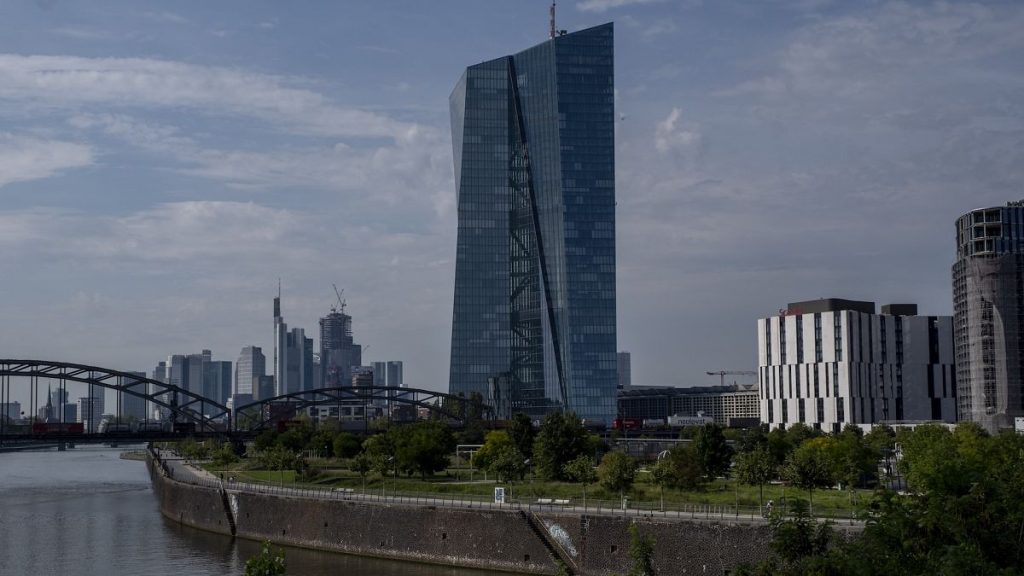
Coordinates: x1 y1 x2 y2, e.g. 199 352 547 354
550 1 556 39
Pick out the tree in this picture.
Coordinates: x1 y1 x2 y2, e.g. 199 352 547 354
564 455 597 506
277 422 312 453
350 452 371 490
254 429 278 453
309 428 335 458
766 500 833 566
737 425 769 453
733 446 775 509
394 421 456 479
489 443 528 483
627 522 656 576
739 426 1024 575
828 425 877 501
693 423 734 480
332 432 362 459
508 412 536 459
259 445 300 486
649 457 674 510
474 430 514 471
782 438 836 512
533 411 589 481
211 441 239 467
244 541 286 576
362 433 395 477
657 444 704 490
474 431 526 482
598 450 637 496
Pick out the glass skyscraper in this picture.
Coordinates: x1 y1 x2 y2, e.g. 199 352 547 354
448 23 617 425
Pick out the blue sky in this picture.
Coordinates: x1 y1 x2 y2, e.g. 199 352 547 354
1 0 1022 408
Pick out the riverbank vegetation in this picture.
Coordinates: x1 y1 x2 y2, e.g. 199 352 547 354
739 422 1024 575
187 414 893 517
174 415 1024 574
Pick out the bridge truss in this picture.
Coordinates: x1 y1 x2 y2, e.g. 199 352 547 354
0 359 230 435
234 386 492 432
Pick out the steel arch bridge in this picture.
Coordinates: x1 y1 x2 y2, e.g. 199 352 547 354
0 359 230 433
234 386 492 432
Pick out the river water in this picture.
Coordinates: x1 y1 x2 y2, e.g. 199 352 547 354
0 447 502 576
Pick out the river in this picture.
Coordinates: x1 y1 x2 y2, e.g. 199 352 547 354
0 446 504 576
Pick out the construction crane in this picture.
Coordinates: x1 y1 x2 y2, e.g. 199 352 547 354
706 370 757 387
332 283 346 314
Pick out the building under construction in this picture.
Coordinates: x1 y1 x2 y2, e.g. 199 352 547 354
320 287 362 388
954 202 1024 432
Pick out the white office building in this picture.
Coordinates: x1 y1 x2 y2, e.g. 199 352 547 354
758 299 956 433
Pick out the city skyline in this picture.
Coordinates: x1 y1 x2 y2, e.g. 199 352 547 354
0 1 1022 404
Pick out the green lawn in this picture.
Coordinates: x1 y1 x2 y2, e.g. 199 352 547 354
204 461 870 518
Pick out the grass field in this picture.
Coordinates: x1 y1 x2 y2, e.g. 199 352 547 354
203 460 872 518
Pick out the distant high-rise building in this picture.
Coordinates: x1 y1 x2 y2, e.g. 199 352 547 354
320 306 362 389
235 346 266 398
204 361 232 407
1 401 22 422
448 23 618 424
274 284 284 394
62 402 77 424
151 360 169 420
372 361 404 388
167 354 187 391
78 394 105 433
187 352 207 397
759 299 956 432
617 352 631 389
256 375 276 401
160 351 232 410
273 289 314 396
118 371 149 421
49 387 69 408
351 366 374 389
954 202 1024 431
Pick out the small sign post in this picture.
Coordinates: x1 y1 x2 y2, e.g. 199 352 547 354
494 486 506 504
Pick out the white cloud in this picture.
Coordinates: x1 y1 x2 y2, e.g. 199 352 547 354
654 107 701 157
576 0 664 14
65 113 453 214
0 133 93 189
0 54 418 140
642 19 676 39
52 26 110 40
142 11 189 24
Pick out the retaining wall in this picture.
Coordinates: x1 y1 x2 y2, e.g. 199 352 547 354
147 455 775 575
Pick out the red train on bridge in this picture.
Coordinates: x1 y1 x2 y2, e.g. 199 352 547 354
31 422 85 435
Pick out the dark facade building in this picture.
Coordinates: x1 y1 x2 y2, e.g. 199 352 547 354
320 306 362 388
618 385 760 427
448 23 618 424
954 202 1024 431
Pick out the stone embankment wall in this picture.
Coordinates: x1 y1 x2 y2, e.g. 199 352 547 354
147 454 773 575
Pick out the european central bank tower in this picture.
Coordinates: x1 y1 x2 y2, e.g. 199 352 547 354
448 23 617 425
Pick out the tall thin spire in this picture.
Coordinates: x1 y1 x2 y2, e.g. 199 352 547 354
550 2 557 39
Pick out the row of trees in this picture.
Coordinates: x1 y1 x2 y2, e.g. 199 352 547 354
741 423 1024 575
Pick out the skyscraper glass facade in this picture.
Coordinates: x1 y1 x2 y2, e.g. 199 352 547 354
449 24 617 424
